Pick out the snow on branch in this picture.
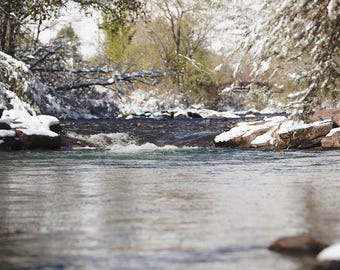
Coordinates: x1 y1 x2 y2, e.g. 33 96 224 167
55 69 165 91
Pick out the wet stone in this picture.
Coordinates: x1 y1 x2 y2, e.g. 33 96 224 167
269 235 328 256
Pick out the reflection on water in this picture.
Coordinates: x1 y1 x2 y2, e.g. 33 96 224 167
0 148 340 270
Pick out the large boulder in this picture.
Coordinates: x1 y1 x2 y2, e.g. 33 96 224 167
274 120 333 149
332 112 340 127
321 128 340 149
0 110 61 150
309 108 340 124
214 116 286 148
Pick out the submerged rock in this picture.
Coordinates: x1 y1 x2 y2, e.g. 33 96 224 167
269 236 340 270
269 235 327 256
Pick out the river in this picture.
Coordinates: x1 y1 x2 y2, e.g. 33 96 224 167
0 119 340 270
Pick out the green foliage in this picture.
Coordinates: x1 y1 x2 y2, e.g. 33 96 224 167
100 15 136 64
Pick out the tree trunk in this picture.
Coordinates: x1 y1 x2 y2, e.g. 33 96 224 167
0 2 17 56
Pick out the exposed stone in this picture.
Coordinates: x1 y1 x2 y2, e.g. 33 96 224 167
321 128 340 149
15 130 61 150
214 117 286 148
239 126 273 148
0 135 21 150
312 261 340 270
0 121 11 130
187 111 203 118
269 235 328 256
332 112 340 127
50 124 62 134
309 109 340 123
275 120 333 149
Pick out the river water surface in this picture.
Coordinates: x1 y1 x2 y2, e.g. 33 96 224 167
1 119 340 270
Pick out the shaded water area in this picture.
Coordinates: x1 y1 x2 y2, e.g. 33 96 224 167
1 119 340 270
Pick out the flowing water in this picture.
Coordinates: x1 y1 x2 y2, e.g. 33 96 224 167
1 119 340 270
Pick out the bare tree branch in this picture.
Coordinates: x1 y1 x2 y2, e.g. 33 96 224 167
55 69 164 91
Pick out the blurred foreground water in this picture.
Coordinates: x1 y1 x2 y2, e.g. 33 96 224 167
0 119 339 270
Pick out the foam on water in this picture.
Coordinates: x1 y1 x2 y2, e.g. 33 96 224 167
107 142 180 153
67 132 183 152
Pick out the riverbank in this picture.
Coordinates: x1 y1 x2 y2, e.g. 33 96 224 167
214 109 340 150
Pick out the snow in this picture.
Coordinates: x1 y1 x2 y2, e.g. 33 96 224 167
0 130 16 137
251 128 276 146
317 242 340 261
327 0 338 20
326 128 340 137
214 125 251 143
215 116 286 144
277 119 333 134
214 64 223 73
11 115 59 137
277 120 306 134
1 110 59 137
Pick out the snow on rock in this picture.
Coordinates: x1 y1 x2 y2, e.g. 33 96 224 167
317 242 340 261
327 0 338 20
321 128 340 149
276 120 333 149
215 116 339 150
251 128 276 148
214 116 286 148
0 109 61 150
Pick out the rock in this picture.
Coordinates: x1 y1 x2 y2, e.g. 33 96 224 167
312 261 340 270
214 116 286 148
269 235 327 256
0 134 21 150
275 120 333 149
321 128 340 149
309 109 340 123
0 111 61 150
0 121 11 130
50 124 62 134
332 112 340 127
187 111 203 118
15 130 61 150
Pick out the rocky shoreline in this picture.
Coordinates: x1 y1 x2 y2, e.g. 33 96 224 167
1 109 340 150
214 109 340 150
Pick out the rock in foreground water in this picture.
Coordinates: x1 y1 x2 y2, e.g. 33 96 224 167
269 235 327 256
0 110 61 150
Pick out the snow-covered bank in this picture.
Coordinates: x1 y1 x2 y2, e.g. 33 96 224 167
214 111 340 150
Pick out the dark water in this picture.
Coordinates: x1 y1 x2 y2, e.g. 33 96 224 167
1 119 340 270
62 118 235 148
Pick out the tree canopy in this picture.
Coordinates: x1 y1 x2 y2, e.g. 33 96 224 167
0 0 146 56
